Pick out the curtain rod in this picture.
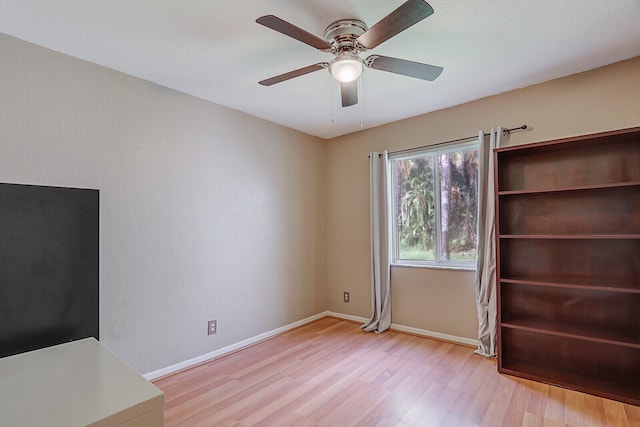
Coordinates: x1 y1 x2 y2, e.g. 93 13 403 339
387 124 528 156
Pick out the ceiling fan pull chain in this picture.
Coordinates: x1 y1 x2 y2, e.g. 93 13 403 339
359 74 364 129
331 75 336 124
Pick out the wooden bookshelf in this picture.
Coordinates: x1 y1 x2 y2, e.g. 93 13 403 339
494 126 640 406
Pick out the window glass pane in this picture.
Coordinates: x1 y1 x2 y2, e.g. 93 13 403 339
393 156 435 261
390 140 479 267
437 147 479 261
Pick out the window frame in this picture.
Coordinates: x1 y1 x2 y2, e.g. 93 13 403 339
389 138 479 270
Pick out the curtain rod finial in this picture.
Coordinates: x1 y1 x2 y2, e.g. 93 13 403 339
504 124 528 135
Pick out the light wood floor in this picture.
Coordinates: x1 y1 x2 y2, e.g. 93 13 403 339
153 317 640 427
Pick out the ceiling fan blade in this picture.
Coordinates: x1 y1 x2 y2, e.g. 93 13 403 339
340 81 358 107
366 55 443 81
256 15 333 51
259 63 329 86
356 0 434 49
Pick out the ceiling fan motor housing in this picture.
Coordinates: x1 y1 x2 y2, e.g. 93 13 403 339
323 19 368 53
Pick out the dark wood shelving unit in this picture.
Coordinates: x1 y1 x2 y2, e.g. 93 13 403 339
494 126 640 406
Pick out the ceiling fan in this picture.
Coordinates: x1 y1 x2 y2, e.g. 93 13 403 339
256 0 443 107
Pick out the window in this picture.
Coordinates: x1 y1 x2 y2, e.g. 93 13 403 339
390 139 479 267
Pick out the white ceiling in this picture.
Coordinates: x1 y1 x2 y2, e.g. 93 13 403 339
1 1 639 139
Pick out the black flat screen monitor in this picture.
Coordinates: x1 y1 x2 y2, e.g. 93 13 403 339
0 183 99 358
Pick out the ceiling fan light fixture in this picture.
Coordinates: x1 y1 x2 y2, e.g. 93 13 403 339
329 54 363 83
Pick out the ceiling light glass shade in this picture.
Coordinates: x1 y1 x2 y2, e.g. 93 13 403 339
329 54 364 83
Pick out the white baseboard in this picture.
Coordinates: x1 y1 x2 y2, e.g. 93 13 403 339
144 310 478 380
389 323 478 347
143 311 329 380
325 311 369 324
327 311 479 347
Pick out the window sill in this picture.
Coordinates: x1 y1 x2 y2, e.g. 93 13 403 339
390 263 476 272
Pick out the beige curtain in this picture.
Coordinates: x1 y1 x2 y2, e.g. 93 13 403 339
363 151 392 333
475 128 508 357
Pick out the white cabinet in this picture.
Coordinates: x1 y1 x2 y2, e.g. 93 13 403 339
0 338 164 426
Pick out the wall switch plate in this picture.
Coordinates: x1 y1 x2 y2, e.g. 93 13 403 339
343 292 350 303
208 320 217 335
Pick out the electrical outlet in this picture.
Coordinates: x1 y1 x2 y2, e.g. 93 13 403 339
343 292 350 303
208 320 217 335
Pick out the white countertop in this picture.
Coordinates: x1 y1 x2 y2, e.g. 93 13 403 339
0 338 164 426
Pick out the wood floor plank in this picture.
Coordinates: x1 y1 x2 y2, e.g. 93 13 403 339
501 378 530 427
153 317 638 426
624 404 640 424
316 381 390 426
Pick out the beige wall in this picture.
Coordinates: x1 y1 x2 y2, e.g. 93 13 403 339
0 33 326 374
326 56 640 340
